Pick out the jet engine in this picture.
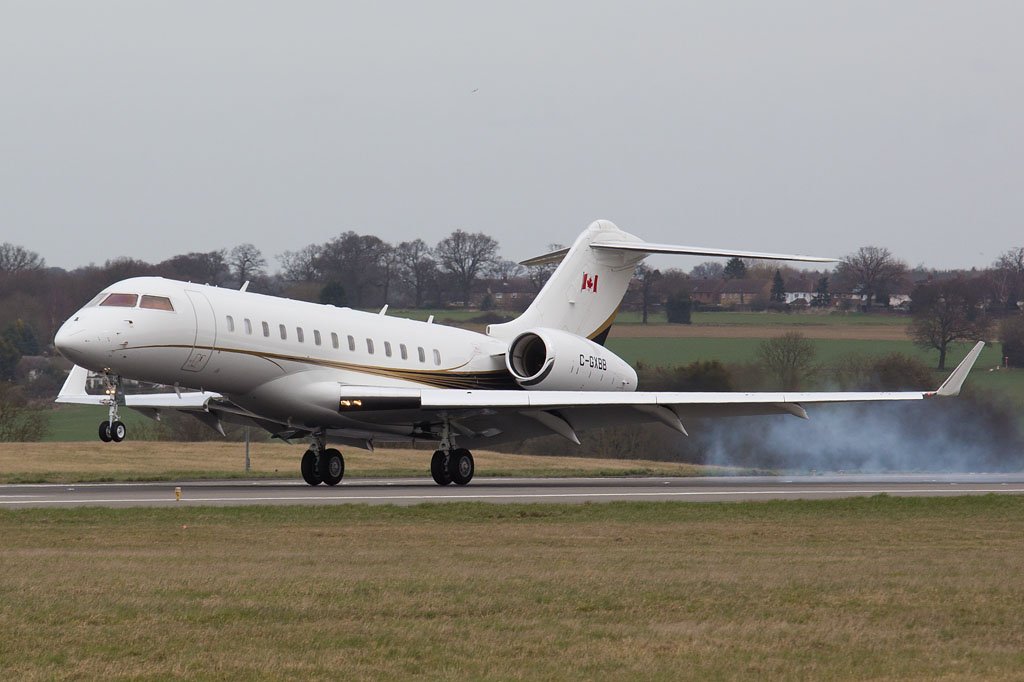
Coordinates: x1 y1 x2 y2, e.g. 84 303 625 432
505 327 637 391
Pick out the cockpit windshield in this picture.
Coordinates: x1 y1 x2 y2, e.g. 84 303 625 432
96 293 175 311
140 295 174 311
99 293 138 307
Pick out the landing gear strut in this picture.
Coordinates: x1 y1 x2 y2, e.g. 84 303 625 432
430 420 474 486
97 374 126 443
301 432 345 487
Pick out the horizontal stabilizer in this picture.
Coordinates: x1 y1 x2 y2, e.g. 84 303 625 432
519 247 571 267
590 240 837 263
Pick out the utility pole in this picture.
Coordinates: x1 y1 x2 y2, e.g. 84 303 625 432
244 427 251 473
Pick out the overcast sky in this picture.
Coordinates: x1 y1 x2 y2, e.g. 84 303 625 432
1 1 1021 272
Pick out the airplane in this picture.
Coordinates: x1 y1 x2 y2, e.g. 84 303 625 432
53 219 984 486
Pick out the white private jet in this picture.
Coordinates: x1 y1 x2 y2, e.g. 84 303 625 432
54 220 983 486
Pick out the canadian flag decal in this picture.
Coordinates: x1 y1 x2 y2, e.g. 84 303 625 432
581 272 598 293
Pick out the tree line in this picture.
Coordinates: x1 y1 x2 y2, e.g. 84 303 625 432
2 236 1024 376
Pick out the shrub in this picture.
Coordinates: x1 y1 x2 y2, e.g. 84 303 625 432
665 294 692 324
757 332 816 390
1000 315 1024 367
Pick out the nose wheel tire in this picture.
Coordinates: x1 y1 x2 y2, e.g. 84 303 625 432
300 449 323 486
431 450 452 486
449 449 475 486
321 449 345 486
98 421 112 443
110 421 126 443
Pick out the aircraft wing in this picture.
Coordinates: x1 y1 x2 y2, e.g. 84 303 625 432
333 342 984 445
423 341 983 411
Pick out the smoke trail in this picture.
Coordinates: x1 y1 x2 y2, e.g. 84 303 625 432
694 396 1024 472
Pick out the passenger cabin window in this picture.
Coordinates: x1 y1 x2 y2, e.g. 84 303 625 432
366 339 374 354
417 347 426 363
384 341 392 357
297 327 305 343
100 293 138 308
279 324 287 340
262 321 270 337
331 333 339 349
244 319 252 335
433 349 441 366
347 335 355 351
400 344 408 360
140 295 174 311
314 330 322 346
226 315 235 332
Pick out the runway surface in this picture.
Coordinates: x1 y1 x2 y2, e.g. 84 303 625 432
2 474 1024 508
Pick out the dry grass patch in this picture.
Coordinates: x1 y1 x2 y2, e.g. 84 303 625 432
0 441 733 484
1 496 1023 679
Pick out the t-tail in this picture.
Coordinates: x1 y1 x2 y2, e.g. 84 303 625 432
486 219 836 345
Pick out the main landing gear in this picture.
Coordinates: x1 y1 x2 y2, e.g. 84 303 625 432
301 432 345 487
97 374 127 443
430 420 475 486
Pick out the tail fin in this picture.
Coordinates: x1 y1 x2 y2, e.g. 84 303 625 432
487 220 643 345
487 219 837 345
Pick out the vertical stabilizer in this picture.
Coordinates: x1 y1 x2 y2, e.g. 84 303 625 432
487 220 645 345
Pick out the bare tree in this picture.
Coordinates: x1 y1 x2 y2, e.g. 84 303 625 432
634 263 662 324
378 244 398 305
278 244 322 282
991 247 1024 310
395 239 437 308
435 230 499 307
757 332 816 389
228 243 267 286
834 246 908 310
689 261 724 280
157 250 230 285
0 243 45 273
526 243 564 292
910 278 992 369
491 259 524 281
317 232 390 307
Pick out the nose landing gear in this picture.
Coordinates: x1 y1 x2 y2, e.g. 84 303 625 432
97 375 127 443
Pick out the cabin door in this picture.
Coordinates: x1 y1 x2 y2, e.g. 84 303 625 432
181 290 217 372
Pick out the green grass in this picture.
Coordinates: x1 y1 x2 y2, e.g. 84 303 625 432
42 404 151 442
3 496 1024 679
616 310 911 326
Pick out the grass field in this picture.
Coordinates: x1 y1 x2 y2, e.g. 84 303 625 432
606 336 1000 372
2 496 1023 679
0 441 739 484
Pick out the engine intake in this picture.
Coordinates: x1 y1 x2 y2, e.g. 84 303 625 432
506 328 637 391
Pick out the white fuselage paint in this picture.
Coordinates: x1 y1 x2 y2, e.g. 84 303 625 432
55 277 519 421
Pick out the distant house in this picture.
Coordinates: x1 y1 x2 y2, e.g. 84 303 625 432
689 279 771 307
478 277 537 310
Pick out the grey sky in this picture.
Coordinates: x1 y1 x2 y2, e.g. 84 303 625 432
1 1 1021 271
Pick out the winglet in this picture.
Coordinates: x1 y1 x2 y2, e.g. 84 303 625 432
933 341 985 397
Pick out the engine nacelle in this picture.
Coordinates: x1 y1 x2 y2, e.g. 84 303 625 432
505 328 637 391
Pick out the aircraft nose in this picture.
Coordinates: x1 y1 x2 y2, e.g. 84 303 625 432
54 322 92 365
